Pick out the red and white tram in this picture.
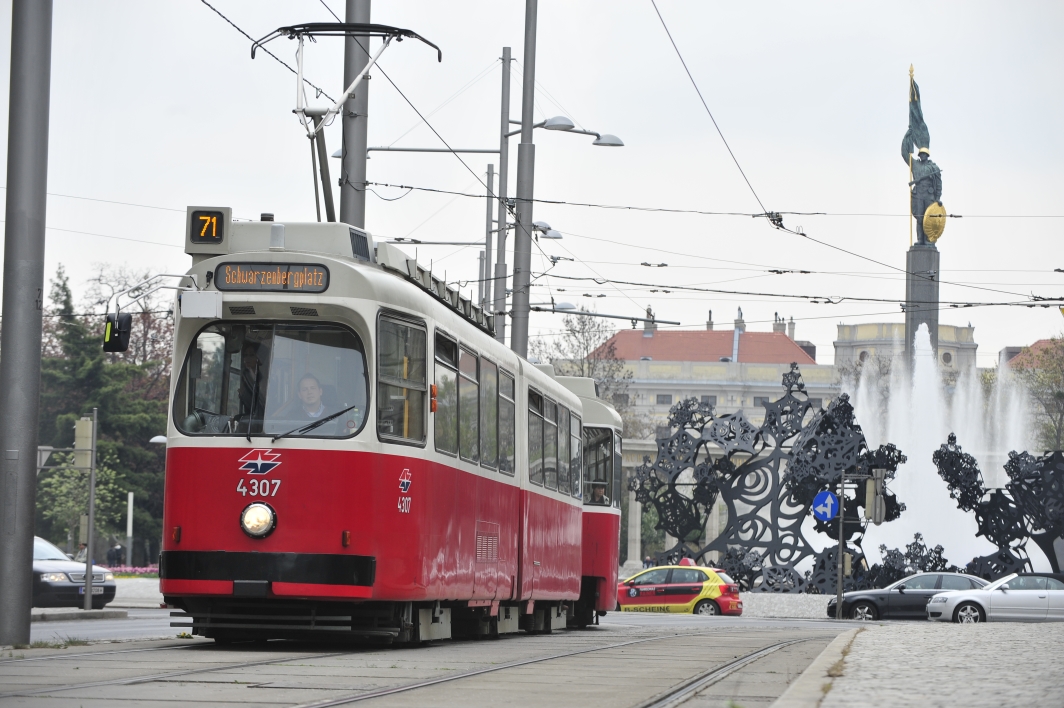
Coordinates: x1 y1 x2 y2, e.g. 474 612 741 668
134 209 622 642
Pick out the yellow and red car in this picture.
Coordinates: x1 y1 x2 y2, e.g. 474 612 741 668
617 563 742 616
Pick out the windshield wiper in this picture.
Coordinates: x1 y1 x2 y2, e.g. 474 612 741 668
271 404 359 443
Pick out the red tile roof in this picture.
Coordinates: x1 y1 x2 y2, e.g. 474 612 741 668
598 329 816 365
1007 339 1059 368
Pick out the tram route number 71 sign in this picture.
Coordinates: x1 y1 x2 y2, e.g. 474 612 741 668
812 490 839 522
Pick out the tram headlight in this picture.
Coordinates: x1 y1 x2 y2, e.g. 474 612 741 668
240 502 277 538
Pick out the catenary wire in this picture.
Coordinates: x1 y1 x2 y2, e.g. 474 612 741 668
650 0 766 213
201 0 336 102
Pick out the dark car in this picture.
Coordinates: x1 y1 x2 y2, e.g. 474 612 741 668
827 572 988 620
33 536 116 609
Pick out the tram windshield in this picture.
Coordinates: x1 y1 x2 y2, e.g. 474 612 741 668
174 322 368 438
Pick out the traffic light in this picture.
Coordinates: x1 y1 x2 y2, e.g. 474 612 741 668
864 468 887 525
103 312 132 352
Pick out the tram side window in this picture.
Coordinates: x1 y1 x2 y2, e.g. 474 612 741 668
480 359 498 470
377 317 427 443
614 431 623 509
528 389 544 485
434 332 459 455
557 406 571 495
499 371 516 475
583 426 613 505
543 400 558 491
570 414 582 498
458 348 480 463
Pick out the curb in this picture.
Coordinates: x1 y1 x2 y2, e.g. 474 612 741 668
770 627 859 708
30 609 128 623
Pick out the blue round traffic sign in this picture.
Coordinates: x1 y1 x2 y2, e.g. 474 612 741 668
812 490 839 522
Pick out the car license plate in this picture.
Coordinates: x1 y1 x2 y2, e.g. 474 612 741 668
78 587 104 595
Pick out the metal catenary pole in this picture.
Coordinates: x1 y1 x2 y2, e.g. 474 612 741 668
492 46 513 344
510 1 538 357
339 0 371 228
83 409 98 610
482 164 494 309
835 476 846 620
0 0 53 646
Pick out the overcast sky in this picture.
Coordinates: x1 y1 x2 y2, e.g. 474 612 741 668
0 0 1061 365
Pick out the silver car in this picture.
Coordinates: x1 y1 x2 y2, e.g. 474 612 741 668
928 572 1064 623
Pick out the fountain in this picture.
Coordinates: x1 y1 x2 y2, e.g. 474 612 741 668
845 323 1042 569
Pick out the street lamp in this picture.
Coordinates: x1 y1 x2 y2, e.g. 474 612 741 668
509 0 625 358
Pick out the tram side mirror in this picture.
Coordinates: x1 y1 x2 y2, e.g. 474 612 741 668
102 312 132 353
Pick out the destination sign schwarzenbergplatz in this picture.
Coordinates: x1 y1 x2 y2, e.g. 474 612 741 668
214 263 329 293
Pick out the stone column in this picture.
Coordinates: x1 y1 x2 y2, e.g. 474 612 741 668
621 485 643 576
904 244 940 365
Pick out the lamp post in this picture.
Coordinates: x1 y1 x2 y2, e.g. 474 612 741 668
509 0 623 357
345 32 622 352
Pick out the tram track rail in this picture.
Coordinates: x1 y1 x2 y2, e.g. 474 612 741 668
1 629 830 707
0 648 353 699
290 634 816 708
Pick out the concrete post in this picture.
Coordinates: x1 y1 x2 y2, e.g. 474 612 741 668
904 244 940 365
510 0 538 357
126 491 134 567
339 0 371 228
0 0 53 646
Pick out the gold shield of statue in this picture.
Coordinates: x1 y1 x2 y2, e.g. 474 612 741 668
923 202 946 243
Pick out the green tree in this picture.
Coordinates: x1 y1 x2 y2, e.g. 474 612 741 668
35 266 170 562
1013 336 1064 451
37 451 126 547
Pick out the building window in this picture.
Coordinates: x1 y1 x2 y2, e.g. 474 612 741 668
612 393 629 407
701 395 716 406
655 425 671 440
942 352 953 364
753 396 770 407
656 394 673 405
859 350 869 362
809 398 823 409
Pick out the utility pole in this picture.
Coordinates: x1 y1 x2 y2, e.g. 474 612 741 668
510 1 538 357
482 164 494 309
492 46 513 344
0 0 53 646
339 0 371 228
835 476 846 619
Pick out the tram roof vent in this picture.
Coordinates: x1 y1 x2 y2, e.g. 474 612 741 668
376 241 495 337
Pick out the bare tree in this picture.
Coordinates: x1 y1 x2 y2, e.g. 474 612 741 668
531 309 651 438
84 264 175 401
1013 336 1064 451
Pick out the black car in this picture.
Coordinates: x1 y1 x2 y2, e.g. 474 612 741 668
826 572 988 620
33 536 116 609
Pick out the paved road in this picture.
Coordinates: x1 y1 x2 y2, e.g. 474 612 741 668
822 622 1064 708
3 613 844 707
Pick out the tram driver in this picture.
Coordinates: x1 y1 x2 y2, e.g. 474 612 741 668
589 482 610 506
294 374 328 419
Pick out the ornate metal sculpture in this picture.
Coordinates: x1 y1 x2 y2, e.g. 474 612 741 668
933 434 1064 578
629 364 908 593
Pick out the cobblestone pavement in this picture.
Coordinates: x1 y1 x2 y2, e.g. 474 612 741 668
821 622 1064 708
